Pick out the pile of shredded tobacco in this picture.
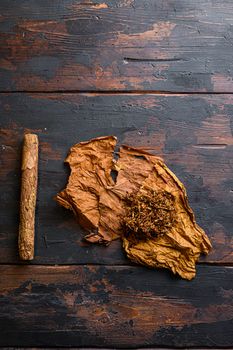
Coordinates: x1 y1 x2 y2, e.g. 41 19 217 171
56 136 212 280
122 189 175 243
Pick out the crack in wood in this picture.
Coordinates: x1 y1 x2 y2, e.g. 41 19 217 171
123 57 184 63
193 144 227 149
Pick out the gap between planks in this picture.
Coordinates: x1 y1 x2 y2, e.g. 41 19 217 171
0 262 232 267
0 348 230 350
2 90 233 95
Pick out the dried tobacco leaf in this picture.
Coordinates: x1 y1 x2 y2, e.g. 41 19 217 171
56 136 212 280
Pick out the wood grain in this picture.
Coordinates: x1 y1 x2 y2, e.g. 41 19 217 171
1 0 233 92
0 93 232 264
1 1 233 348
0 265 233 347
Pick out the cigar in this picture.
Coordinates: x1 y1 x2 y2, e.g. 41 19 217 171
19 134 38 260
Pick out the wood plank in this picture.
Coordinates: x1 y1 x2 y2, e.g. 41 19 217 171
1 0 233 92
0 93 232 264
0 265 233 347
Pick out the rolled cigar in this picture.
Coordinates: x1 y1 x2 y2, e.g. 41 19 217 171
19 134 38 260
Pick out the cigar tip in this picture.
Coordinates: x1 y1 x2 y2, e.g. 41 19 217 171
24 133 38 138
23 133 39 145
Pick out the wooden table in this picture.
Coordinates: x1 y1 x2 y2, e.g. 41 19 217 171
0 0 233 348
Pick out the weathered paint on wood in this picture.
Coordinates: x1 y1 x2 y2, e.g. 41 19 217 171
0 265 233 347
1 0 233 92
0 93 232 264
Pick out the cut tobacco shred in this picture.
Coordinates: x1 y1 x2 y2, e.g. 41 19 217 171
56 136 212 280
122 189 175 243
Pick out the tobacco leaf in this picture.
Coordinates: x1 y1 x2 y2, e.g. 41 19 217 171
56 136 212 280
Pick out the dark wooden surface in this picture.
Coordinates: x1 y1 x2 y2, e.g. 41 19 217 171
0 93 233 265
1 0 233 92
0 265 233 348
0 0 233 348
